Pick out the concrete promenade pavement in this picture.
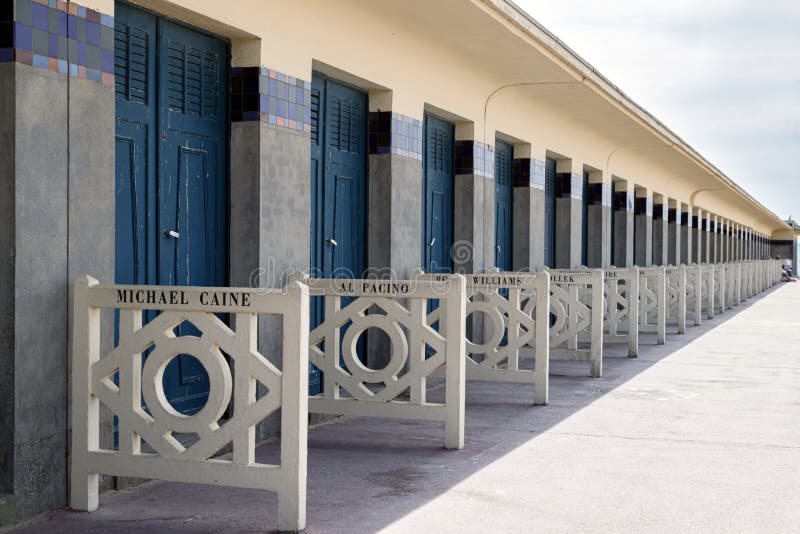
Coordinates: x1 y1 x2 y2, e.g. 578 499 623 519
8 283 800 533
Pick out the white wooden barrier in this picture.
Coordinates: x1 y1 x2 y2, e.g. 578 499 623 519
684 264 703 326
414 270 551 405
638 266 667 345
665 266 687 334
699 264 715 320
725 263 741 307
298 275 467 450
71 276 310 532
599 267 639 357
713 263 726 315
545 270 604 377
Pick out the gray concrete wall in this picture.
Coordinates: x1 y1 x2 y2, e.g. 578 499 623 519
454 174 485 274
483 173 495 271
67 75 117 495
652 206 667 266
11 65 70 521
586 204 610 268
0 64 15 500
668 212 680 265
254 124 311 440
556 197 581 268
613 210 633 267
681 218 691 264
389 155 424 278
634 213 652 266
230 122 263 289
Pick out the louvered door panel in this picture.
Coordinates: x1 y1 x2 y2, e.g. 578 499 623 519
494 140 513 271
423 115 454 273
544 157 556 268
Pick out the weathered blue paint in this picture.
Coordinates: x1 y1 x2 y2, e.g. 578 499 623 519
114 2 228 415
423 114 454 274
494 140 513 271
309 73 368 393
582 172 589 266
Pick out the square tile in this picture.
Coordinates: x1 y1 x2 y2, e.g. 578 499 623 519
15 47 32 64
85 43 100 69
85 20 99 46
30 1 47 30
31 26 46 55
14 0 32 26
100 48 112 72
0 48 13 62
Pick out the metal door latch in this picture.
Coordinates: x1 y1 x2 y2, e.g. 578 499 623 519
326 238 338 246
428 237 436 247
163 230 180 239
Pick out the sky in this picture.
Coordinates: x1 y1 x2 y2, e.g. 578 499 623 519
514 0 800 222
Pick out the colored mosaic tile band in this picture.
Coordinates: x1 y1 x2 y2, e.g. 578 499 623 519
454 140 494 179
653 204 664 220
368 111 422 161
585 182 611 206
0 0 114 85
614 191 633 212
634 197 653 216
512 158 530 187
555 172 583 199
231 66 311 133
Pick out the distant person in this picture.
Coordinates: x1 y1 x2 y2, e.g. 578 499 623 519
777 255 795 282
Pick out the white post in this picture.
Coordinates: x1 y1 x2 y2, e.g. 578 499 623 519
444 274 467 450
590 270 604 377
70 275 100 511
656 267 666 344
628 268 639 358
277 282 309 532
534 272 550 406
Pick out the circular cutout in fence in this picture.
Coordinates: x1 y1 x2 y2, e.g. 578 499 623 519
341 316 408 384
464 302 505 353
141 336 232 434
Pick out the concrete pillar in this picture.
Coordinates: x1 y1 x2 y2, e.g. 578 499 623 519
634 187 653 266
726 221 733 262
1 35 116 521
680 203 692 264
453 123 490 274
554 159 583 269
512 146 545 271
652 195 668 265
585 170 611 268
692 209 703 264
711 216 719 262
365 102 423 280
704 216 712 263
668 199 681 265
613 179 634 267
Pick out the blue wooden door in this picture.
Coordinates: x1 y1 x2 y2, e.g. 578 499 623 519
423 115 454 274
544 157 556 268
309 74 367 393
581 172 589 266
494 140 513 271
310 74 367 280
115 3 228 415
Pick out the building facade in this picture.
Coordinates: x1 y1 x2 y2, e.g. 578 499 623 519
0 0 796 524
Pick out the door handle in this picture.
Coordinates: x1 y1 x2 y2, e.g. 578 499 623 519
163 230 180 239
496 244 501 252
326 238 338 247
428 237 436 247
